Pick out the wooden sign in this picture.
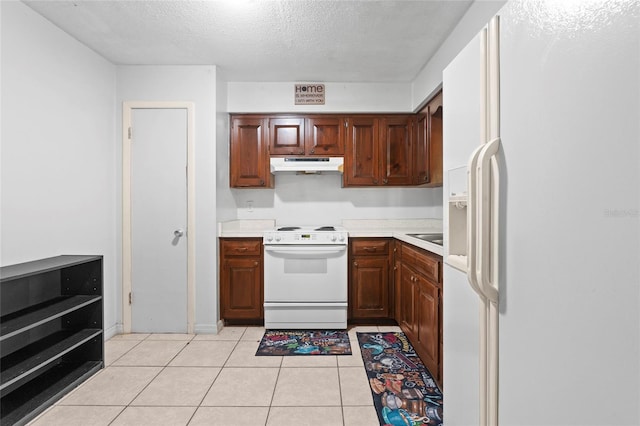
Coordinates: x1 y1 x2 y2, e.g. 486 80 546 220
295 84 325 105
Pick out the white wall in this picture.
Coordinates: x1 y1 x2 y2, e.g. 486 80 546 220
116 66 219 333
0 1 118 332
411 0 506 109
234 174 443 225
228 82 412 113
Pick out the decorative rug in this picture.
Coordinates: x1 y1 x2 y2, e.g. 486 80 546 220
357 332 443 426
255 330 352 356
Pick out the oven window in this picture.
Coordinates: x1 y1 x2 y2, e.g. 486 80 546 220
284 258 327 274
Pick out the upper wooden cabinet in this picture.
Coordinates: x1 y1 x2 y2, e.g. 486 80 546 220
344 116 379 186
230 116 271 188
415 90 443 186
380 115 414 186
269 117 305 155
306 116 345 156
269 116 345 156
229 107 442 188
344 115 414 187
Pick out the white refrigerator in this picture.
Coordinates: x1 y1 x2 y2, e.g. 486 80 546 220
442 1 640 425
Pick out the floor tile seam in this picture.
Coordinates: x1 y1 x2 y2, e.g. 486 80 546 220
263 362 284 426
194 364 224 409
220 333 252 368
105 406 127 426
124 364 168 408
336 363 347 426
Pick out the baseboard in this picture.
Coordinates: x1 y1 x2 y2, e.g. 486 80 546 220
104 323 123 340
194 321 221 334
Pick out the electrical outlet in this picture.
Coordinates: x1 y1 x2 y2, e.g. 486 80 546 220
246 200 253 212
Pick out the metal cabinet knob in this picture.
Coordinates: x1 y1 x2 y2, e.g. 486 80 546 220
174 229 184 238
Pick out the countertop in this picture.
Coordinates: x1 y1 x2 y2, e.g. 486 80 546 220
218 218 443 256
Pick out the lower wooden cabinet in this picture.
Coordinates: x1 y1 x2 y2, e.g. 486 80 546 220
396 241 443 385
219 238 263 323
349 238 393 320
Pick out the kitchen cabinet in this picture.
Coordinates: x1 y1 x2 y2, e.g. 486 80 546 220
380 115 414 185
306 115 345 156
344 116 379 186
230 116 271 188
344 115 414 187
269 116 345 156
397 241 443 385
269 117 305 155
415 91 443 186
0 255 104 426
219 238 263 323
349 238 392 320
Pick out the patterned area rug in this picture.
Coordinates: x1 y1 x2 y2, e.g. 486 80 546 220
255 330 352 356
357 332 443 426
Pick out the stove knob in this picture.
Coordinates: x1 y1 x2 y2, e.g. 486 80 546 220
275 235 281 242
265 234 273 242
331 234 337 242
339 234 345 242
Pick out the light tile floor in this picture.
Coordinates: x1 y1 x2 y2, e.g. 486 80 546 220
28 325 398 426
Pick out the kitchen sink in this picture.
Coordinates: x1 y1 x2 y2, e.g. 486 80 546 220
407 233 443 246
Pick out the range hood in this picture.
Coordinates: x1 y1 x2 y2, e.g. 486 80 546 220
270 157 344 174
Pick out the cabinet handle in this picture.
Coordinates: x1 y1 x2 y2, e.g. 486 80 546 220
310 148 315 154
254 261 258 266
383 178 388 185
299 149 304 154
353 261 358 267
259 179 265 186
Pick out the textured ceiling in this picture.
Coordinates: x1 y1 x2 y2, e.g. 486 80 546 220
24 0 473 82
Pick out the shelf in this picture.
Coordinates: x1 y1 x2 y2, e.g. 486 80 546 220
0 329 102 392
0 360 102 426
0 255 102 282
0 295 102 341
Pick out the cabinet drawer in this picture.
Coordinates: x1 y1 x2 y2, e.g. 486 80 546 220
401 244 440 283
351 239 390 256
221 239 262 257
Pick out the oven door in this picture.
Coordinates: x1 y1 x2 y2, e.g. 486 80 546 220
263 245 347 302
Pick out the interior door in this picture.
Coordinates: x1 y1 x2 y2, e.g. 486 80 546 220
130 108 187 333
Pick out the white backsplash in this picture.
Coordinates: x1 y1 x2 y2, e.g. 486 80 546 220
233 173 443 225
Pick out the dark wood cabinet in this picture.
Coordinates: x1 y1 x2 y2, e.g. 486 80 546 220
344 116 379 186
380 115 414 185
269 117 306 156
415 90 443 186
344 115 414 187
349 238 392 320
219 238 263 323
229 107 441 188
397 242 443 385
230 116 271 188
306 116 345 156
0 255 104 426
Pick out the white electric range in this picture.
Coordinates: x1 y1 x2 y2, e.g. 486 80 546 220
262 225 348 329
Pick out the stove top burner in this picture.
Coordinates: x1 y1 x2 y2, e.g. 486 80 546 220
277 226 301 231
315 226 336 231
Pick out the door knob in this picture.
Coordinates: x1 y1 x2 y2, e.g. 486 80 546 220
174 229 185 238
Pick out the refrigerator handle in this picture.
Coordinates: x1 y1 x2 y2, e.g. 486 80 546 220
467 143 485 298
477 137 501 303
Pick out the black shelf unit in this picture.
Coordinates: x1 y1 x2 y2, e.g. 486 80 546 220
0 255 104 426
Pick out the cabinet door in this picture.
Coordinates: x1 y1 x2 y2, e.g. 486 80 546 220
269 117 305 155
230 116 270 188
380 115 414 185
426 92 443 187
414 107 430 184
351 256 390 318
416 275 439 378
306 116 344 155
399 264 417 337
344 117 379 186
221 257 263 319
